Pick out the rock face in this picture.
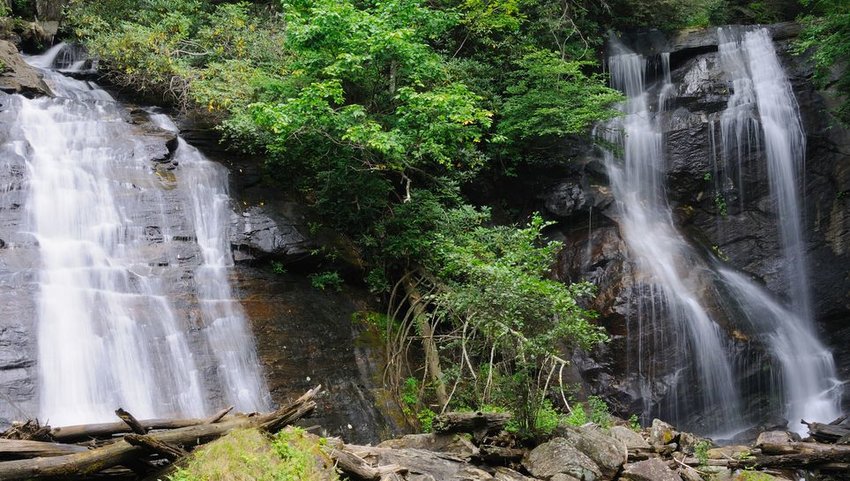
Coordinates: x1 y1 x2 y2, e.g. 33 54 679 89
0 40 50 96
542 23 850 429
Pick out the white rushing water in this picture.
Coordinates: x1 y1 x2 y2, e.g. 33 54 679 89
716 28 840 432
17 45 268 425
603 44 744 432
148 114 270 412
604 29 840 434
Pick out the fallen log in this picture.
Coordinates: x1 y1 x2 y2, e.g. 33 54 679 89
115 409 147 435
124 434 187 461
50 418 206 442
0 386 321 480
759 441 850 456
433 412 511 436
0 439 88 460
728 447 850 470
804 420 850 443
50 406 238 443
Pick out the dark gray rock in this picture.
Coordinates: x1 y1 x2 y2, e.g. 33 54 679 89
0 40 51 97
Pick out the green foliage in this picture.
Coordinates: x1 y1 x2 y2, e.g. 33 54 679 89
309 271 343 291
564 403 588 427
695 439 712 467
587 395 611 428
534 399 562 435
714 192 728 216
498 50 621 142
629 414 641 431
167 427 338 481
271 261 286 275
798 0 850 124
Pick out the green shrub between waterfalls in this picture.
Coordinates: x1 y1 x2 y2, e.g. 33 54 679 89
167 427 338 481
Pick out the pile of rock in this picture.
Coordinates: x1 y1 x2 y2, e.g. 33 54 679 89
333 416 825 481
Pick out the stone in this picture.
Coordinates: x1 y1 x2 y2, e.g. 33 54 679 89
754 431 794 449
676 431 700 454
552 475 582 481
609 426 651 450
0 40 51 97
348 446 494 481
621 459 683 481
378 433 478 460
558 424 626 478
650 419 679 447
493 467 539 481
523 437 602 481
706 445 748 460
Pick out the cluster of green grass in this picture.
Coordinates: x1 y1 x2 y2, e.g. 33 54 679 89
167 427 338 481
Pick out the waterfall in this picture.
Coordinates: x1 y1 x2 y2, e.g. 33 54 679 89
716 28 840 431
603 43 743 434
603 29 841 435
14 45 269 425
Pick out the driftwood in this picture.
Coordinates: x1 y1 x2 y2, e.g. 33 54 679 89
728 447 850 470
0 385 321 480
50 418 207 442
115 408 147 435
433 412 511 437
0 439 88 460
124 434 187 461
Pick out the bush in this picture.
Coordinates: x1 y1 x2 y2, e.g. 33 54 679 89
168 427 338 481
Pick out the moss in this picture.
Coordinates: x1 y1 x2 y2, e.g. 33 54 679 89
168 427 339 481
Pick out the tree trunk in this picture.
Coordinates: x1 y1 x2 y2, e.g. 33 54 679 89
403 277 448 406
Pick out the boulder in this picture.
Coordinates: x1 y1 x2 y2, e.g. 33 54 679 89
676 431 700 454
523 437 602 481
558 425 626 478
621 459 683 481
347 445 494 481
650 419 679 447
609 426 651 450
0 40 50 97
378 433 478 460
754 431 794 450
493 467 540 481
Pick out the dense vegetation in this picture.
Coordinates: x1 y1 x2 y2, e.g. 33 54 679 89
798 0 850 124
1 0 837 436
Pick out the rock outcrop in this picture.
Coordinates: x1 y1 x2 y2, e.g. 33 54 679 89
0 40 50 97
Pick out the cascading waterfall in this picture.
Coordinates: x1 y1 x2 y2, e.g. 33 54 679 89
15 45 269 425
603 42 744 433
716 27 840 431
603 28 841 434
148 114 270 412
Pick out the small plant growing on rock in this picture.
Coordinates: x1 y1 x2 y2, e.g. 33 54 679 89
629 414 641 431
695 439 712 466
309 271 343 291
271 261 286 275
